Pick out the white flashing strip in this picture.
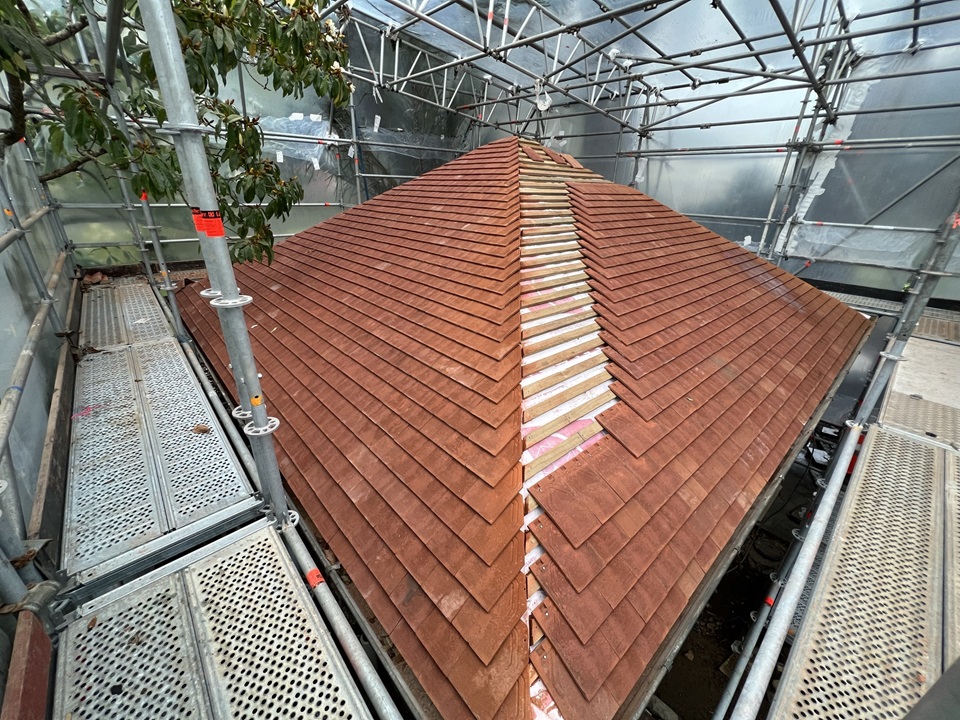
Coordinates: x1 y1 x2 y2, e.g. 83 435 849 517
523 589 548 624
519 233 578 245
521 399 612 465
520 305 593 332
519 293 592 318
523 506 545 531
521 280 591 302
522 420 613 489
521 330 601 367
523 545 546 574
524 382 614 430
520 259 584 276
520 229 577 242
520 250 581 264
530 678 563 720
521 318 597 345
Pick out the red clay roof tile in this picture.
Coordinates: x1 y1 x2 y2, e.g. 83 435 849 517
531 638 621 720
525 178 869 715
179 137 870 720
181 137 528 720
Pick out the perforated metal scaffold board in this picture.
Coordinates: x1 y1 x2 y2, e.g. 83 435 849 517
880 336 960 447
788 494 844 640
81 281 172 348
770 425 960 719
825 292 903 317
54 520 373 720
825 295 960 344
64 283 258 586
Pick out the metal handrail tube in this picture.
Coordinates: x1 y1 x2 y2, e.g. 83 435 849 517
728 424 863 720
0 206 54 255
0 250 68 467
0 249 68 561
140 0 288 521
176 327 405 720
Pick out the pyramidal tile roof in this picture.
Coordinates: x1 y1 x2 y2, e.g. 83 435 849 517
178 136 871 720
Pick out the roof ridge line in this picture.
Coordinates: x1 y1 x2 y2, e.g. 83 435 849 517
513 145 622 710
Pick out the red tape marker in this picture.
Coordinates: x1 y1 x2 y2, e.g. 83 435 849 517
306 568 324 588
201 210 224 237
764 596 775 607
191 208 226 236
191 207 206 234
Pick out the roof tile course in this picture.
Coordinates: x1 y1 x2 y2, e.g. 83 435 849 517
179 137 870 720
181 138 529 719
521 178 868 717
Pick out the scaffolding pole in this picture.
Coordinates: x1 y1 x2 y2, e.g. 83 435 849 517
769 0 837 123
855 195 960 424
374 0 646 134
362 1 960 130
0 206 52 256
762 50 836 260
81 0 185 337
0 174 64 335
348 87 365 204
0 250 68 534
728 424 864 720
139 0 288 523
174 319 406 720
0 551 28 606
21 137 72 253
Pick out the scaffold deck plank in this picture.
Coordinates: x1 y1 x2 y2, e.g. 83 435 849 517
881 336 960 446
63 284 256 585
54 522 373 720
772 425 956 719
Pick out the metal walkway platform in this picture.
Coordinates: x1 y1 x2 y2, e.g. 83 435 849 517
55 520 372 720
771 333 960 719
825 291 904 316
880 336 960 447
825 292 960 345
54 278 374 720
63 283 259 586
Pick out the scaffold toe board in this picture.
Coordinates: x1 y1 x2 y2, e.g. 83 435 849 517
54 520 373 720
62 283 257 584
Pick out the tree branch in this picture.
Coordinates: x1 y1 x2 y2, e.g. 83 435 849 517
48 51 106 88
0 101 57 120
38 149 107 182
43 16 90 47
2 73 27 147
14 0 39 32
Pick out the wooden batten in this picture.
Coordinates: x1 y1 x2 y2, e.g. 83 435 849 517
516 147 617 710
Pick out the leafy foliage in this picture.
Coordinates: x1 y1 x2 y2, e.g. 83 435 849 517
203 96 303 264
1 0 351 263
